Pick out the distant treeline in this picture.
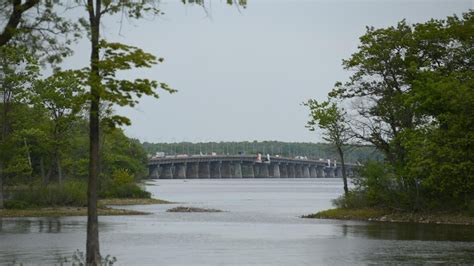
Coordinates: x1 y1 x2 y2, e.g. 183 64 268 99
142 141 383 163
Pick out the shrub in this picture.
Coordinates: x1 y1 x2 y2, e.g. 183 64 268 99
100 183 150 199
99 169 151 199
4 200 31 209
112 169 134 185
468 200 474 217
332 191 368 209
7 180 87 208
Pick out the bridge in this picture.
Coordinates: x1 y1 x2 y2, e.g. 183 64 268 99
148 155 357 179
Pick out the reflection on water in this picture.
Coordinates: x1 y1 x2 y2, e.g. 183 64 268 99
0 219 64 234
0 179 473 265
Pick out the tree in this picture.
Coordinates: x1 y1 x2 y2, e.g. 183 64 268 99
30 71 84 184
78 1 174 263
304 99 351 194
0 45 39 208
0 0 80 64
329 11 473 210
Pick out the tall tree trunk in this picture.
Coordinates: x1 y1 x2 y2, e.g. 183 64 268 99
337 146 348 195
86 0 102 264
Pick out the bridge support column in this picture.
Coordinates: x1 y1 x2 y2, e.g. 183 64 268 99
335 167 342 178
221 162 232 178
279 164 288 178
325 167 335 178
198 162 211 178
242 163 254 178
255 164 269 178
295 164 303 178
186 162 199 179
233 162 242 178
316 166 325 178
303 165 310 178
210 162 221 178
160 164 173 179
309 166 317 178
288 164 296 178
149 165 159 179
174 163 187 179
270 163 280 178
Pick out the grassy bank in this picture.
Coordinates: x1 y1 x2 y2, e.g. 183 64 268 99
0 198 172 218
303 208 474 225
0 207 149 218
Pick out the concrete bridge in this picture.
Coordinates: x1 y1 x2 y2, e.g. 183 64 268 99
148 155 357 179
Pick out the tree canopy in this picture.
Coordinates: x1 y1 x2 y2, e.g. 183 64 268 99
328 11 473 211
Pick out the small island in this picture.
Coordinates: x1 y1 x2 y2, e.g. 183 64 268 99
167 206 223 213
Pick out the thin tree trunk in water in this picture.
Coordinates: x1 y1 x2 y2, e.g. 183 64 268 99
337 146 349 195
86 0 101 264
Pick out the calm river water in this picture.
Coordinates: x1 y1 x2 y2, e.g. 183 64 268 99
0 178 473 265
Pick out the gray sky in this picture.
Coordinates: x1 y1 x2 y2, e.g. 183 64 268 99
63 0 472 143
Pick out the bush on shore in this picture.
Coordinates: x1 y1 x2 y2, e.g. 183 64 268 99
5 180 88 209
4 169 150 209
335 161 474 214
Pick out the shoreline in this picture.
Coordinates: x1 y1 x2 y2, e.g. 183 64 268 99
303 208 474 226
0 198 172 218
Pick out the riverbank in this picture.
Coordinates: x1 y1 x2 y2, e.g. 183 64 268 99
303 208 474 225
0 198 172 218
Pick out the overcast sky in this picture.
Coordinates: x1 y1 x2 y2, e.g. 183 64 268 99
63 0 472 143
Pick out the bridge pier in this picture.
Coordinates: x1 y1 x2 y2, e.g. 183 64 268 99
270 163 280 178
221 162 232 178
316 166 325 178
242 163 254 178
186 162 199 179
309 166 317 178
303 165 310 178
210 162 221 178
279 164 288 178
288 164 296 178
255 164 269 178
233 162 243 178
295 164 303 178
160 164 173 179
335 167 343 178
325 167 335 178
198 162 211 178
174 163 187 179
149 165 159 179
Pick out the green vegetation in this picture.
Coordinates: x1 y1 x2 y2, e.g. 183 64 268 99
0 0 245 263
0 207 148 218
304 99 351 194
3 172 155 210
306 11 473 217
304 208 474 225
143 141 382 163
0 44 153 210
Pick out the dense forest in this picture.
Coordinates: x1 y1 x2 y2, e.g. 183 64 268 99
0 48 150 208
142 141 382 163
